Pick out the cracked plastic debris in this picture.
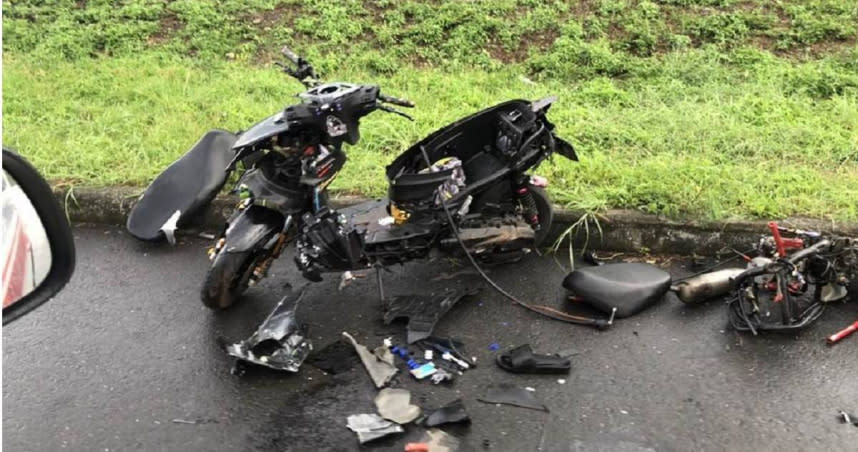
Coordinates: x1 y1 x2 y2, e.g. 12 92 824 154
346 413 404 444
839 411 858 426
225 289 311 372
477 384 549 412
342 331 398 388
374 388 422 424
384 288 479 343
422 428 461 452
410 362 437 379
425 399 470 427
430 368 454 384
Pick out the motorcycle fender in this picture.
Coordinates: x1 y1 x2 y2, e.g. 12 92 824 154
224 205 283 253
554 135 578 161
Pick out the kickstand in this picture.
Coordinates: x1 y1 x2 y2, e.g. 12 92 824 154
375 265 387 310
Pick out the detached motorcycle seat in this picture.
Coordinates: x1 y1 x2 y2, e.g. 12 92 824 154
127 130 237 243
562 263 672 318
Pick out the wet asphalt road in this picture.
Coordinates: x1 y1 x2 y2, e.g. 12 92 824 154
3 224 857 452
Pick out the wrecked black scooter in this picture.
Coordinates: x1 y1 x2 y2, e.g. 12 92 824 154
127 45 578 312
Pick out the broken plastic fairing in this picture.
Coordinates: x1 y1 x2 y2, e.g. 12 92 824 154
226 289 311 372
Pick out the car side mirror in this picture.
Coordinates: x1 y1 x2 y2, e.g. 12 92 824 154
2 148 76 325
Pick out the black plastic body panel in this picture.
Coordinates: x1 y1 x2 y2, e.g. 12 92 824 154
224 205 284 253
233 112 289 150
385 100 542 210
240 167 312 214
386 100 535 181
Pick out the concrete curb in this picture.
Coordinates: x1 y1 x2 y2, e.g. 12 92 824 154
55 186 858 255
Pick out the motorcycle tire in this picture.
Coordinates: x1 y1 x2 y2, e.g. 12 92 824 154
200 249 259 310
529 185 553 248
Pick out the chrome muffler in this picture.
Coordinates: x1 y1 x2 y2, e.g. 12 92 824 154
671 268 746 304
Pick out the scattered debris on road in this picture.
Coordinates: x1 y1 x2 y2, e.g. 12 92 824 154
346 413 404 444
343 331 398 388
225 289 311 372
828 320 858 345
425 399 470 427
383 288 479 343
495 344 571 374
478 384 549 412
838 411 858 426
305 339 359 374
375 388 422 424
420 428 460 452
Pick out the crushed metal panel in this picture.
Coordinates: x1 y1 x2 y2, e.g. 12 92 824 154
384 288 479 344
346 413 404 444
225 289 312 372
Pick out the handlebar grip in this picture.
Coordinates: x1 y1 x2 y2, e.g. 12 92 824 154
378 93 415 108
281 45 300 64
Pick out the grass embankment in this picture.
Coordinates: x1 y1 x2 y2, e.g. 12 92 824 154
3 1 857 221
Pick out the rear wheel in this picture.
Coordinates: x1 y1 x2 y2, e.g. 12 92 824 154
200 249 260 310
528 185 553 248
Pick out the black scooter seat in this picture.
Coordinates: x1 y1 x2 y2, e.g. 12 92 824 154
127 130 237 242
562 263 672 318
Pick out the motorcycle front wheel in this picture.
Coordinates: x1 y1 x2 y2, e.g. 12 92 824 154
200 249 260 310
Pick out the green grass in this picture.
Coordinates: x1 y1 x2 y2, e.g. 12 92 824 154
3 1 858 221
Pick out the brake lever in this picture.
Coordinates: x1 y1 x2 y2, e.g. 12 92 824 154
378 104 414 121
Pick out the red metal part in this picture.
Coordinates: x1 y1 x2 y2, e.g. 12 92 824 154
768 221 804 258
768 221 786 257
827 320 858 345
782 237 804 250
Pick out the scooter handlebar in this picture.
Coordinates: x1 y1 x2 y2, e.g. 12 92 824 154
378 93 415 108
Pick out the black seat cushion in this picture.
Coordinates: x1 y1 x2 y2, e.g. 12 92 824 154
127 130 237 241
562 263 672 318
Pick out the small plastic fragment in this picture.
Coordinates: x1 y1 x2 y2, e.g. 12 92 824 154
478 384 549 412
343 332 397 388
488 343 500 351
410 362 437 379
425 399 470 427
839 411 858 426
405 443 429 452
442 352 470 370
424 350 433 360
430 368 454 384
375 388 421 424
422 429 460 452
306 340 359 375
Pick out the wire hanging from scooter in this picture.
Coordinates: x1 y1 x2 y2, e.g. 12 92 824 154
417 145 611 328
